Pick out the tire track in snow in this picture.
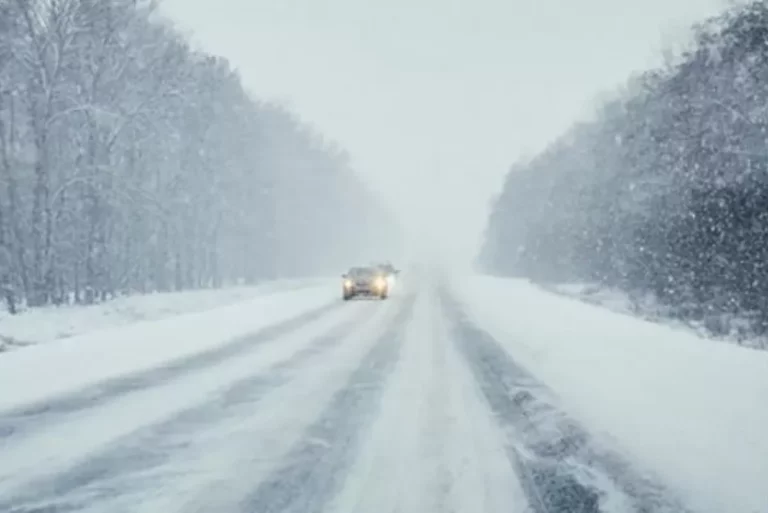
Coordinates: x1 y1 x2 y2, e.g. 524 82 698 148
0 303 375 513
235 293 416 513
438 290 693 513
426 291 529 513
0 300 344 442
328 286 525 513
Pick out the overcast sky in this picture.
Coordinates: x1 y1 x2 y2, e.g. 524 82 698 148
159 0 733 263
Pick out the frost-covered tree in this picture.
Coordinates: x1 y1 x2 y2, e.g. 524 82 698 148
480 0 768 341
0 0 399 310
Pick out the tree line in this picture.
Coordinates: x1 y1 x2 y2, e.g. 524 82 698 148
480 0 768 341
0 0 398 312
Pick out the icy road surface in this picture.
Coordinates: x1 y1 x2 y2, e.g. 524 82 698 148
0 274 761 513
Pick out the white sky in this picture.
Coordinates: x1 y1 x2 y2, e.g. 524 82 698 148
159 0 732 263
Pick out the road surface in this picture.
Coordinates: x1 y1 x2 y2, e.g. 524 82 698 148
0 276 701 512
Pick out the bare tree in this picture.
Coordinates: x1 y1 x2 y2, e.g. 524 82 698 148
0 0 401 311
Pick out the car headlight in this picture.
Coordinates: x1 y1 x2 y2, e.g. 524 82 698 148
344 279 353 287
374 277 386 288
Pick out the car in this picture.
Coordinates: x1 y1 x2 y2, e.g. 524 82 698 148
342 266 389 300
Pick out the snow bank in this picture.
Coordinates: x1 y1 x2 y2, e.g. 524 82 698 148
454 275 768 513
0 279 338 412
545 282 639 313
0 278 326 351
545 281 767 349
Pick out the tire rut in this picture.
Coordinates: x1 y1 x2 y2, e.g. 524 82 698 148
0 308 368 513
0 301 344 442
438 290 692 513
236 293 416 513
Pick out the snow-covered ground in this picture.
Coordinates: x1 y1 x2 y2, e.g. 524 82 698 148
545 282 641 313
545 281 764 348
329 286 526 513
0 272 760 513
0 278 339 411
0 278 327 352
454 275 768 513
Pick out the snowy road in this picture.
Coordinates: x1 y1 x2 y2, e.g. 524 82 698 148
0 275 757 512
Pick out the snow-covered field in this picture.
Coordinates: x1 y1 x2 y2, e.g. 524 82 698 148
545 281 764 349
454 275 768 513
0 272 761 513
0 278 327 352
